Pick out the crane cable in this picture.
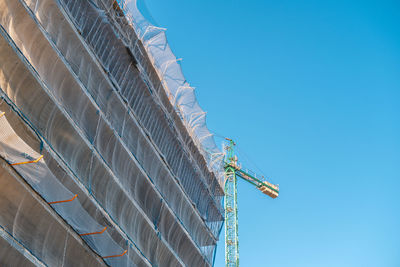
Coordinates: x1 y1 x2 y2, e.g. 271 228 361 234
235 144 277 185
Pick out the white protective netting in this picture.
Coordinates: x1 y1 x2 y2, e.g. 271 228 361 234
0 0 224 265
119 0 226 186
0 112 137 266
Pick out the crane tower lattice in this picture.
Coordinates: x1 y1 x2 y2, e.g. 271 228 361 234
224 139 279 267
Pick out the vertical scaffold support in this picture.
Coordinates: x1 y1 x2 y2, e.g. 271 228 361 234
224 139 239 267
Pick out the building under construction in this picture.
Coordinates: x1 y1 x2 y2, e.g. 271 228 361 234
0 0 225 266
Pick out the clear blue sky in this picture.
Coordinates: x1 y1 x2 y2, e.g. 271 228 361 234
138 0 400 266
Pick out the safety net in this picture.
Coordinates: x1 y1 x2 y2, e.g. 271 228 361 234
117 0 226 186
0 0 224 266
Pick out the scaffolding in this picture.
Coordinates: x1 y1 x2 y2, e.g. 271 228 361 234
0 0 225 266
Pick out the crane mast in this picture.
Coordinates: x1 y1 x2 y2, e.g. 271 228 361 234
224 139 239 267
224 139 279 267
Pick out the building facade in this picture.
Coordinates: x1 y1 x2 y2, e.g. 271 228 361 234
0 0 224 266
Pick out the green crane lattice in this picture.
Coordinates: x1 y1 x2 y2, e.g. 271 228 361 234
224 139 279 267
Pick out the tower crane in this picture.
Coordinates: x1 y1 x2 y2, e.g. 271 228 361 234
223 138 279 267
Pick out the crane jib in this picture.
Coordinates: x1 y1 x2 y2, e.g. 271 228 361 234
225 163 279 195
